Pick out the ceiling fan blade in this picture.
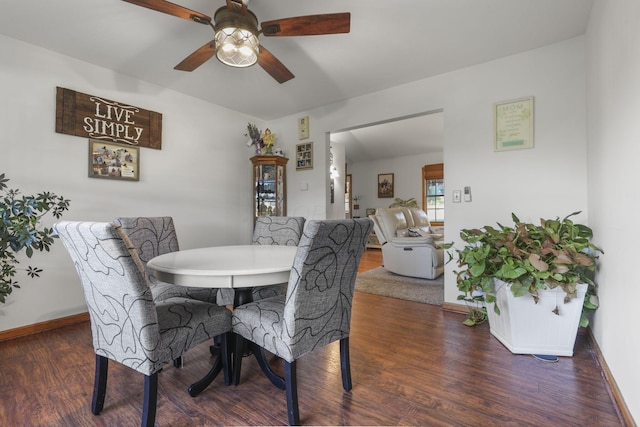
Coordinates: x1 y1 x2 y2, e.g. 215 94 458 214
122 0 211 24
258 46 295 84
174 40 216 71
261 13 350 37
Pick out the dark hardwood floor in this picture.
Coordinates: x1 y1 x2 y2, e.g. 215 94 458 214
0 247 625 426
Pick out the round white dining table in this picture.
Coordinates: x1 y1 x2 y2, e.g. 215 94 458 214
147 244 297 289
147 244 298 397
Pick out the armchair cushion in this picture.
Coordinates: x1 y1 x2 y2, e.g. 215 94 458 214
407 207 430 228
371 207 444 279
374 207 438 241
385 236 435 247
376 208 409 241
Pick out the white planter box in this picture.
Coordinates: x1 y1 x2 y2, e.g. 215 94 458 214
486 279 587 357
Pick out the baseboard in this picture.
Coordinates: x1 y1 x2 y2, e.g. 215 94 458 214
441 301 635 426
0 312 89 343
587 328 637 427
441 301 470 314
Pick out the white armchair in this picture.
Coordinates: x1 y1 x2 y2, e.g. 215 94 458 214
369 207 445 279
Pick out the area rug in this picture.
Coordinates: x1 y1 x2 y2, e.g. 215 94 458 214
355 267 444 306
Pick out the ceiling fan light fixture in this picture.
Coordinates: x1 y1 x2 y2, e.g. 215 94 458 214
124 0 351 81
215 27 259 67
214 7 260 68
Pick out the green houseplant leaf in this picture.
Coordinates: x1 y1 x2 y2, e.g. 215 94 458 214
388 197 419 208
0 173 70 302
451 212 603 327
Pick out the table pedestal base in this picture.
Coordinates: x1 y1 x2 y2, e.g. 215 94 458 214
188 358 222 397
188 334 230 397
188 288 285 396
250 343 286 390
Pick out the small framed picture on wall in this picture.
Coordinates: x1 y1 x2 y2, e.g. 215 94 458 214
378 173 394 198
296 142 313 170
494 96 534 151
89 140 140 181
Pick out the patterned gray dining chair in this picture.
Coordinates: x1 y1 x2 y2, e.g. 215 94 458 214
114 217 218 304
217 216 306 306
252 215 306 246
116 217 222 366
54 221 232 427
232 218 373 425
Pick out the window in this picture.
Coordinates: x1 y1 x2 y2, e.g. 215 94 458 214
422 163 444 225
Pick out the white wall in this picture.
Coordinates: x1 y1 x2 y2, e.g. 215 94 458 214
268 31 638 423
270 38 589 295
271 34 591 333
0 34 261 330
347 152 443 215
586 0 640 420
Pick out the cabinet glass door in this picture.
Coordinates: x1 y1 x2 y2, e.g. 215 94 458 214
256 164 277 216
252 155 288 221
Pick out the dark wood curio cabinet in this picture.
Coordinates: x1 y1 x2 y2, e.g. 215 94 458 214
251 155 288 221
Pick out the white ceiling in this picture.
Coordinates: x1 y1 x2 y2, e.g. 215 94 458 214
0 0 593 162
332 112 444 163
0 0 593 122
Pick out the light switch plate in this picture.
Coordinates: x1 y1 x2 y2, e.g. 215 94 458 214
453 190 461 203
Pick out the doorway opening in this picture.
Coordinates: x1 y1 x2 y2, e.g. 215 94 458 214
330 110 444 223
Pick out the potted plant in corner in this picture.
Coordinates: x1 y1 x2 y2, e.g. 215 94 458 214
452 212 602 357
0 173 70 303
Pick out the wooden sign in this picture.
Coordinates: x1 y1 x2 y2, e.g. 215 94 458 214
55 87 162 149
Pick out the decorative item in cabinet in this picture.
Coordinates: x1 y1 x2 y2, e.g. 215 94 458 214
252 155 288 221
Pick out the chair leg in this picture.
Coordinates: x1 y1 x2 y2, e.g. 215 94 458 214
142 373 158 427
284 360 300 426
340 337 352 391
91 355 108 415
173 356 183 368
232 333 244 386
221 332 231 386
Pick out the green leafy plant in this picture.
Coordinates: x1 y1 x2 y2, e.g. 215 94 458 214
0 173 70 302
388 197 419 208
452 212 602 327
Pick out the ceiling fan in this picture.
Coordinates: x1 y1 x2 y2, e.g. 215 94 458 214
122 0 351 83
